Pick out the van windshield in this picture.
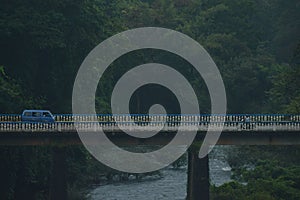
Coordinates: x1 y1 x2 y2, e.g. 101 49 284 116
43 112 51 117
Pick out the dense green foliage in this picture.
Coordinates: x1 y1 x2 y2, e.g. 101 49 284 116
212 161 300 200
1 0 299 114
0 0 299 199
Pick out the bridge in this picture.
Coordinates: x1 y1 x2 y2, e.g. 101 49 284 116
1 114 300 145
1 113 300 200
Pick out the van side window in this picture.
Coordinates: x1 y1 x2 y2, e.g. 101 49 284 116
33 112 42 117
24 112 31 116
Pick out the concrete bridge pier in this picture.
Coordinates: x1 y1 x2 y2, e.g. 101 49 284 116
49 147 67 200
187 149 209 200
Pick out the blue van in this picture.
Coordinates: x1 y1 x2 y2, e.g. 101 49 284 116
21 110 55 123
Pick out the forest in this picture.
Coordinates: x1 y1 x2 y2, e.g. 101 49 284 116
0 0 299 199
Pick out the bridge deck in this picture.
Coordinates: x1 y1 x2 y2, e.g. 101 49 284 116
1 114 300 146
0 130 299 146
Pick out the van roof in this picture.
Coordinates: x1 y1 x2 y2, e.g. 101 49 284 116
23 110 52 113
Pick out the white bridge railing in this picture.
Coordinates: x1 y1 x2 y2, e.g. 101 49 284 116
0 114 300 132
1 114 300 122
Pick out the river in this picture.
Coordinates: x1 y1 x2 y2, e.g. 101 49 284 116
89 146 232 200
